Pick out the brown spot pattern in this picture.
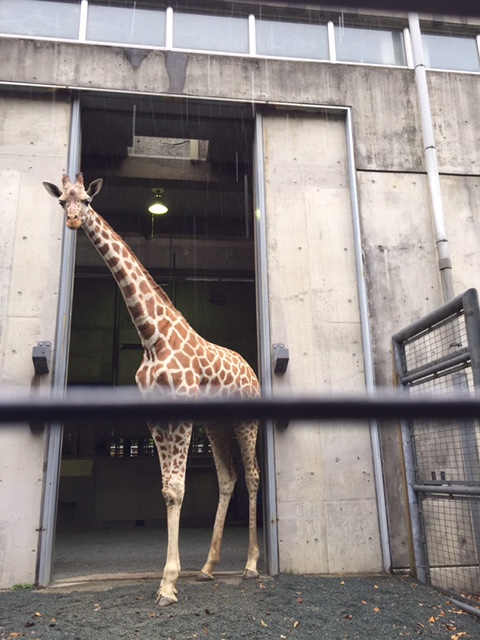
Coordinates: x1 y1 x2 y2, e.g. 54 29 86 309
140 280 150 294
107 255 120 269
129 302 143 319
146 296 156 317
123 282 136 299
138 321 155 340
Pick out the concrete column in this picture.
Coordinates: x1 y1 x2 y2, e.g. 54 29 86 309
0 93 70 587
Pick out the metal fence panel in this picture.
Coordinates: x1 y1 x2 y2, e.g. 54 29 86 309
393 288 480 608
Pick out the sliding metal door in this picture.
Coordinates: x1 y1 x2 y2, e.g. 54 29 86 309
37 96 81 586
254 112 279 576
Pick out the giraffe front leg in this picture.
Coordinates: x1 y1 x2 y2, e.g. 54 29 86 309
157 490 182 606
150 421 192 606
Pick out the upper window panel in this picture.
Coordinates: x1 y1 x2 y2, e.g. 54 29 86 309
173 11 248 54
256 18 328 60
0 0 80 39
422 33 480 72
87 2 166 46
335 25 406 66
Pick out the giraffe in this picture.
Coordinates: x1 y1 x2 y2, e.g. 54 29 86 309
43 174 261 606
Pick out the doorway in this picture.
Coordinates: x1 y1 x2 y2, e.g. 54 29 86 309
53 94 261 579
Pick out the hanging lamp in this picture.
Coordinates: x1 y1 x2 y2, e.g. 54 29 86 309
148 188 168 215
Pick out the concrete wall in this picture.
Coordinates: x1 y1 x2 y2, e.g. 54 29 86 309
358 173 442 565
359 70 480 565
0 37 425 574
2 29 480 579
263 112 382 573
0 93 70 587
0 39 424 174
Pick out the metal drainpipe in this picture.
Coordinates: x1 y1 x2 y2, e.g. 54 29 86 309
408 13 455 303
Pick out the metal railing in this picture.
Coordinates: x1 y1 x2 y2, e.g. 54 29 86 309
2 388 480 425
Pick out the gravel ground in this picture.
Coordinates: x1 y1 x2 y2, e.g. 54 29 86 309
1 573 479 639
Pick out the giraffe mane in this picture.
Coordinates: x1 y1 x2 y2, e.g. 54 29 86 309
95 211 182 315
137 259 178 310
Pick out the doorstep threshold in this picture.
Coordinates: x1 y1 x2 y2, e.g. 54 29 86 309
48 570 247 590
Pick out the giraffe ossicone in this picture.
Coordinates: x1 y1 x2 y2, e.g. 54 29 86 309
43 173 261 606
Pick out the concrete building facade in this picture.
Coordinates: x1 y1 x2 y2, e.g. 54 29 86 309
1 0 480 588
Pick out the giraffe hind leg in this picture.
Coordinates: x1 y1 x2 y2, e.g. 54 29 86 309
234 420 260 580
197 425 237 581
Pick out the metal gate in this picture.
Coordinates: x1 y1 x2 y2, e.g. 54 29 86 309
393 288 480 608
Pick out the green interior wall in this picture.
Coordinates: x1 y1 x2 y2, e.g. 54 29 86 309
58 276 257 530
68 278 257 386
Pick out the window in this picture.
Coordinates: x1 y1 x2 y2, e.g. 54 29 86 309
0 0 80 39
422 33 480 72
109 436 155 458
86 1 166 47
335 25 406 66
5 1 478 76
173 11 248 54
256 17 328 60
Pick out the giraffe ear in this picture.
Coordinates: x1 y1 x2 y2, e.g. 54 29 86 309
87 178 103 199
43 181 62 198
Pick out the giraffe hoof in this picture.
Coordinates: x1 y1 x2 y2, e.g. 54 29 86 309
196 571 214 582
243 569 259 580
157 594 177 607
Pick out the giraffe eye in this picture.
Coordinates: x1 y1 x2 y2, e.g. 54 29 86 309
58 200 66 207
83 198 91 205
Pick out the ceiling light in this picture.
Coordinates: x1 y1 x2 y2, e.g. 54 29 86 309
148 188 168 215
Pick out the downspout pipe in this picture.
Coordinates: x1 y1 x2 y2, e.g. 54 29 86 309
408 13 455 303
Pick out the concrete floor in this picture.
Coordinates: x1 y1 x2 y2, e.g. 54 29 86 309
53 527 264 581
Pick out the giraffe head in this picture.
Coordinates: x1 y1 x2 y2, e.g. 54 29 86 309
43 173 103 230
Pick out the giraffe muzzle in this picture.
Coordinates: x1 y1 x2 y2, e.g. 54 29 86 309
66 216 82 230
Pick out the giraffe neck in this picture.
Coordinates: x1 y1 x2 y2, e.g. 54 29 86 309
82 209 185 351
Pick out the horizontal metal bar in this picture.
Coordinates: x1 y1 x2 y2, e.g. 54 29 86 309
392 289 471 345
414 484 480 496
408 363 470 389
1 388 480 424
400 350 470 385
444 596 480 619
